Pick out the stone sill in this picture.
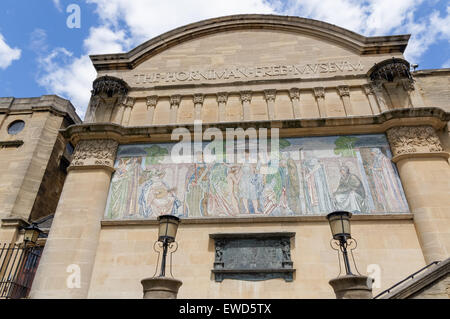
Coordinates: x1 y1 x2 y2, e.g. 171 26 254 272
101 213 413 227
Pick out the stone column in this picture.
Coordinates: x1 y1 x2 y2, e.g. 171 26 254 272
29 139 118 299
240 91 252 121
314 87 326 117
289 88 301 119
329 275 373 299
337 85 353 116
387 126 450 263
362 84 380 114
264 90 276 120
217 92 228 122
193 94 204 122
170 95 181 124
146 96 158 125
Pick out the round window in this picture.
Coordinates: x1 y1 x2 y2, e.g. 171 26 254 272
7 120 25 135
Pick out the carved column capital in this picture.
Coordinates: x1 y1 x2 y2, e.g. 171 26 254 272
146 95 158 108
69 139 118 172
386 126 443 157
337 85 350 97
401 78 415 91
170 95 181 107
240 91 252 103
217 92 228 104
264 90 277 102
313 87 325 99
289 88 300 101
193 94 204 105
362 84 375 96
120 96 135 107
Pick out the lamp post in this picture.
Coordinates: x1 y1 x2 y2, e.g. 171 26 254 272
326 211 353 275
141 214 182 299
157 215 180 277
326 211 373 299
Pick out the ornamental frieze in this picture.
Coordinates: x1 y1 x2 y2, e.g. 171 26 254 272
386 126 443 157
70 139 119 168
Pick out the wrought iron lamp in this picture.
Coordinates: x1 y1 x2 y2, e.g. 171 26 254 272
156 215 180 277
23 223 42 244
326 211 357 276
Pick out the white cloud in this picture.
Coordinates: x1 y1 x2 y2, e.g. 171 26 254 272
0 33 21 69
36 48 96 117
52 0 63 12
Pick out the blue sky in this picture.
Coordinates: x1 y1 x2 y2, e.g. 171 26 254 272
0 0 449 118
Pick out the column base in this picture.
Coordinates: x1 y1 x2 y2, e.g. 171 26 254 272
141 277 183 299
329 275 373 299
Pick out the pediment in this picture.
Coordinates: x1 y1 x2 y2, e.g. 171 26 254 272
90 15 410 87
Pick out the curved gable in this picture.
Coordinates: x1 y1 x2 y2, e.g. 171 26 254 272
91 14 410 72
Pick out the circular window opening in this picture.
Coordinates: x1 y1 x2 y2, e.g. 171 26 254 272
7 120 25 135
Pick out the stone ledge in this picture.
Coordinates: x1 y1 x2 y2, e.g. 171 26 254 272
1 217 30 228
392 151 450 163
67 165 116 174
62 107 450 145
101 213 413 227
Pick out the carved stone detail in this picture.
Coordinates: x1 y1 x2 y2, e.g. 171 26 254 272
314 87 325 98
401 78 415 91
386 126 443 157
170 95 181 107
193 94 204 105
240 91 252 103
289 88 300 101
264 90 276 102
217 92 228 104
70 139 118 168
337 85 350 97
121 96 135 107
362 84 375 96
146 95 158 108
92 76 129 97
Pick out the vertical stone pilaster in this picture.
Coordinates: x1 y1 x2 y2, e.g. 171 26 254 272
387 126 450 263
170 95 181 124
314 87 326 117
337 85 353 116
217 92 228 122
401 79 426 108
120 96 135 126
193 94 204 121
146 95 158 125
362 84 380 114
29 139 118 299
264 90 276 120
372 83 390 112
240 91 252 121
289 88 301 119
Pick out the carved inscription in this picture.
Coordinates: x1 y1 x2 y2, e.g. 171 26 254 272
134 60 364 84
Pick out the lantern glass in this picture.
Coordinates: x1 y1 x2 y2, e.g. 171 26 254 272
157 215 180 243
326 211 352 240
24 225 41 244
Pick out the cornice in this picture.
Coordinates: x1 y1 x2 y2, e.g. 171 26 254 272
61 107 450 145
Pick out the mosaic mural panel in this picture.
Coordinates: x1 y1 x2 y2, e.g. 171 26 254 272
104 134 409 219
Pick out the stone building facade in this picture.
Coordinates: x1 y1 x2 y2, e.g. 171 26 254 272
2 15 449 299
0 95 80 243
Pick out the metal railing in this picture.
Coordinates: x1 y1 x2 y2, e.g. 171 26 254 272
0 242 43 299
373 260 441 299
